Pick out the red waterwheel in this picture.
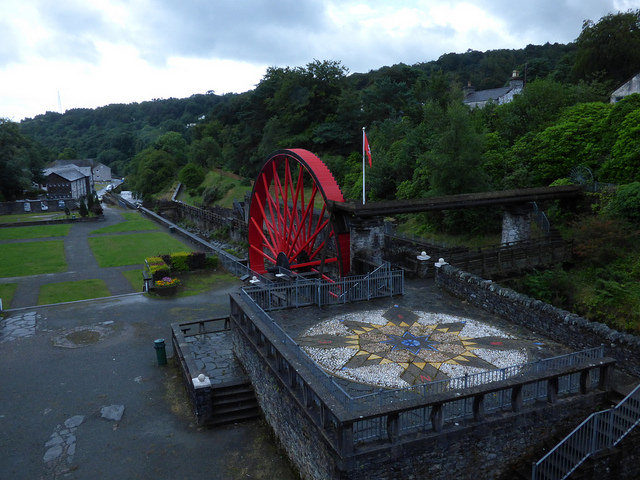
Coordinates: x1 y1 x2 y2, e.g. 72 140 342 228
248 149 350 279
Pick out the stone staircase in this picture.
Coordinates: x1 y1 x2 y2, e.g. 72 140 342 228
210 381 260 426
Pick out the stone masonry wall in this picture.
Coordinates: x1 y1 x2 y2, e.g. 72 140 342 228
232 328 337 480
435 264 640 377
232 316 606 480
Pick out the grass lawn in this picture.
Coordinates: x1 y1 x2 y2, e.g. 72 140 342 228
0 224 71 240
38 279 111 305
122 268 143 291
0 212 67 224
91 211 159 234
0 283 18 308
89 232 192 267
0 241 67 277
175 271 238 297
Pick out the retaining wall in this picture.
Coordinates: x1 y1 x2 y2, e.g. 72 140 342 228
435 264 640 377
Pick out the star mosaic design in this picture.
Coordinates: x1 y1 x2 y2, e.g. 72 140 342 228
297 306 533 386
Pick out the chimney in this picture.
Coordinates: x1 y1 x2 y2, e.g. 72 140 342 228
463 80 475 98
509 70 523 90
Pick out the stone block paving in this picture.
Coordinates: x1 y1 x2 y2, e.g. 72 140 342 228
185 331 248 385
0 311 38 343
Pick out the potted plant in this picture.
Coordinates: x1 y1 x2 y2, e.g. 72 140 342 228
154 276 181 296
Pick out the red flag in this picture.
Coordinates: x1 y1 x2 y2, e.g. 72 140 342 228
364 132 372 167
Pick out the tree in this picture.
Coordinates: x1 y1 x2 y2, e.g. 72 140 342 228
154 132 187 165
178 163 205 190
129 148 177 199
511 102 612 185
0 119 48 201
599 108 640 183
573 10 640 85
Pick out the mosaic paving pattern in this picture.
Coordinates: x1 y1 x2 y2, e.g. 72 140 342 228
298 305 535 389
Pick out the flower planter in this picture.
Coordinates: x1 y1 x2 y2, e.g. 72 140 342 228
155 285 178 297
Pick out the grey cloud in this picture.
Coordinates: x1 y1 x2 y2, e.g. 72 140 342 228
36 33 101 63
36 0 110 36
473 0 622 42
33 0 119 63
129 0 332 65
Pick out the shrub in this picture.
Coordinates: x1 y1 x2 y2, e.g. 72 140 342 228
202 185 223 206
169 251 190 272
146 256 171 280
78 199 88 217
605 182 640 224
571 216 634 267
178 163 205 190
187 251 207 270
205 255 219 269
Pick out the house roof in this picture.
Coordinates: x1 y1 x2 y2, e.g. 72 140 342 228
46 166 88 182
49 159 96 168
464 86 511 104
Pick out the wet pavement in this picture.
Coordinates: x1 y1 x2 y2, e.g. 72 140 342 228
0 290 299 480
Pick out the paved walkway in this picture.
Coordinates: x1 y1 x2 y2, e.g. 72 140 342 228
185 331 248 385
1 205 175 308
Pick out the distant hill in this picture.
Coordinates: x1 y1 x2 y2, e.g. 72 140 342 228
18 42 575 177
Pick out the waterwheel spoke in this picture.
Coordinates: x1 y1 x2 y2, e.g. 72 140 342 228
290 217 329 261
250 243 276 265
254 191 279 253
290 258 338 269
262 173 281 247
272 161 288 247
250 217 278 258
287 184 318 257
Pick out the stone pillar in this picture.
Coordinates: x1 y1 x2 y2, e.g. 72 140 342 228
501 204 532 244
349 216 385 273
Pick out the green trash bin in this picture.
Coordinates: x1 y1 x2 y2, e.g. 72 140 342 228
154 338 167 366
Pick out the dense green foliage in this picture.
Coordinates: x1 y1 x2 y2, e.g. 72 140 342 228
0 119 50 200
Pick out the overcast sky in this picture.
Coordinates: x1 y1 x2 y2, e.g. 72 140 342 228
1 0 639 121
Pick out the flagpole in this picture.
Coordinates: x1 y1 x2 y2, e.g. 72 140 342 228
362 127 366 205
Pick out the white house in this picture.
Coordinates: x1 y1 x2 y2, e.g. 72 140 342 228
610 73 640 103
463 70 524 109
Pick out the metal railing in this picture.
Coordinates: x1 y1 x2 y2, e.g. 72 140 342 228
242 266 404 311
532 382 640 480
350 346 604 409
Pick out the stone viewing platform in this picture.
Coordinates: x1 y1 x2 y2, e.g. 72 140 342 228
228 273 616 480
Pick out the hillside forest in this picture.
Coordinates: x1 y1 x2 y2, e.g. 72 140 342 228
2 10 640 333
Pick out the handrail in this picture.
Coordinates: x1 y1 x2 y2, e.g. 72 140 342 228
532 382 640 480
337 261 391 300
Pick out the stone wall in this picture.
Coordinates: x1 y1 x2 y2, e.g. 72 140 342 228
231 328 334 480
232 314 607 480
435 264 640 377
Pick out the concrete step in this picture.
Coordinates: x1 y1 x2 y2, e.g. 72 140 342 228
210 406 261 426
